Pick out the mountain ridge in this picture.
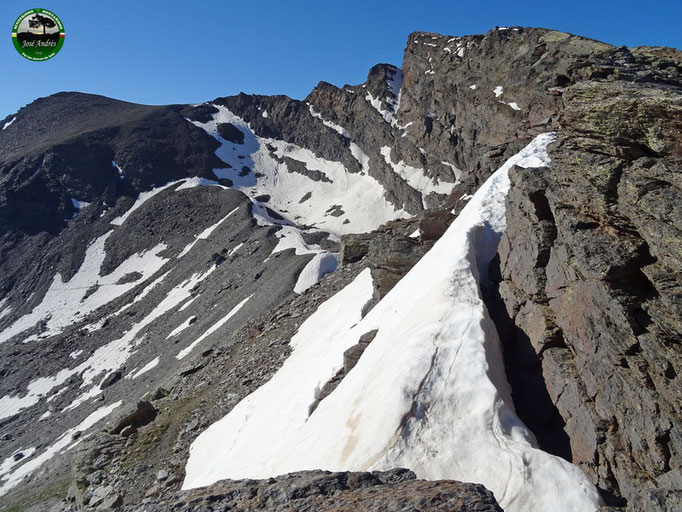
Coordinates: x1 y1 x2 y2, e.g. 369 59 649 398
0 26 680 511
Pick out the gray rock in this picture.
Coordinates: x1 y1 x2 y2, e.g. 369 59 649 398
89 485 114 507
119 469 502 512
109 401 157 435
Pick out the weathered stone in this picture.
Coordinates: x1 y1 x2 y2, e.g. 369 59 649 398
99 371 122 390
118 469 502 512
418 209 455 241
89 485 114 507
490 77 682 509
109 401 157 435
343 330 378 374
339 233 373 264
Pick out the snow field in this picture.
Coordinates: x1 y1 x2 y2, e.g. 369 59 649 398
183 133 602 511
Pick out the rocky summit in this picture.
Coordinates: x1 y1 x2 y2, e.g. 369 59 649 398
0 27 680 512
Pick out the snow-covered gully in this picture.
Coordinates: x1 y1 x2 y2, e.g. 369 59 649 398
183 133 603 511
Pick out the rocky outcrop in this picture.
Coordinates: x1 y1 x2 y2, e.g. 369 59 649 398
491 61 682 509
120 469 502 512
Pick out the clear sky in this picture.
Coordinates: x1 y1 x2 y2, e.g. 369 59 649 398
1 0 681 119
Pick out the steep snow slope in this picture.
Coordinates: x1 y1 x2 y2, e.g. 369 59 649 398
193 105 409 235
183 133 602 511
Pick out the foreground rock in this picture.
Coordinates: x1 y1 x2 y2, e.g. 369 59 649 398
120 469 502 512
491 58 682 509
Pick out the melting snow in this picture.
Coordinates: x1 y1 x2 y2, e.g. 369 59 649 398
0 232 168 345
386 68 402 114
183 133 602 511
110 178 222 227
177 207 239 258
380 147 456 201
365 68 402 127
294 253 339 294
70 198 91 212
2 117 16 130
308 105 350 138
0 266 215 419
193 106 408 235
440 161 462 182
111 183 177 226
469 84 477 90
167 315 197 339
0 402 121 496
0 447 36 483
228 243 244 257
112 161 124 179
0 298 10 320
184 269 374 488
176 295 252 360
507 102 521 111
494 86 504 97
131 357 159 379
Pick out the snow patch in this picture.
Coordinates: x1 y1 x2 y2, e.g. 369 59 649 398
177 207 239 258
183 133 601 511
176 295 252 360
2 117 16 130
167 316 197 339
193 105 408 236
112 161 124 179
294 253 339 294
70 198 91 212
440 161 462 182
494 85 504 97
0 265 215 419
111 182 176 226
380 147 456 201
0 232 168 345
0 298 11 321
0 402 121 496
131 357 159 379
184 269 374 488
308 105 350 138
228 243 243 257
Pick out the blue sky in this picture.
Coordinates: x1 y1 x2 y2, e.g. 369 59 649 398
1 0 681 119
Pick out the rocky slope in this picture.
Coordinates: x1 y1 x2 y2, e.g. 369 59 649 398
0 26 680 512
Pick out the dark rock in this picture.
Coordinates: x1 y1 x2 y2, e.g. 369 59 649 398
99 371 123 389
419 209 455 241
490 77 682 508
343 329 378 374
122 469 502 511
368 234 428 300
339 233 373 264
217 122 245 144
109 401 157 435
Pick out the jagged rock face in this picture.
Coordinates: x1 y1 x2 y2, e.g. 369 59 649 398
126 469 502 512
396 28 682 201
492 59 682 509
